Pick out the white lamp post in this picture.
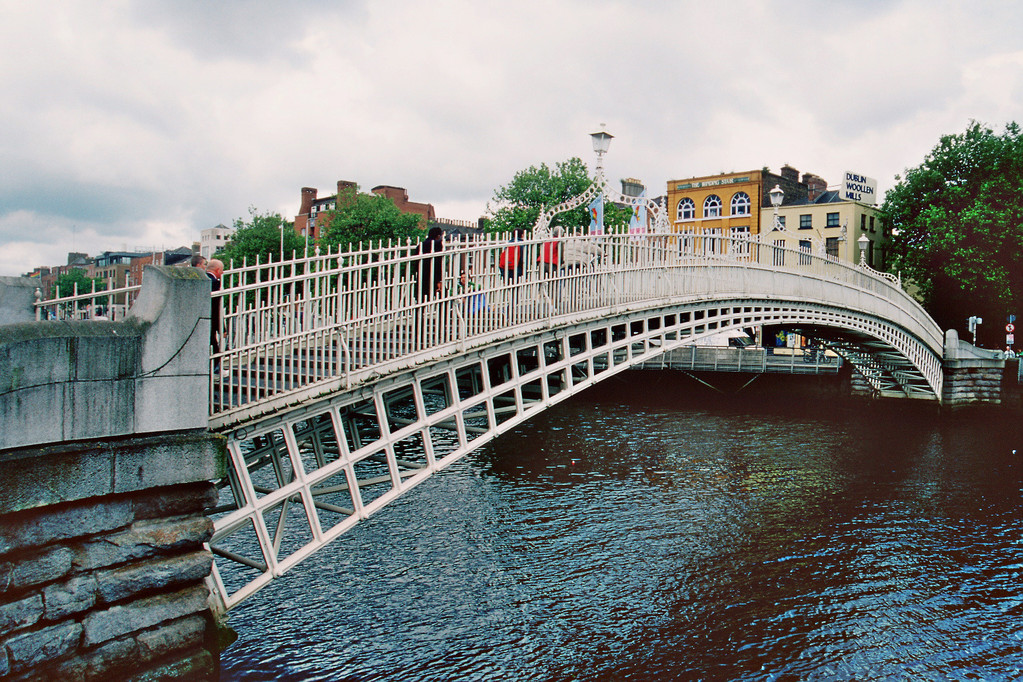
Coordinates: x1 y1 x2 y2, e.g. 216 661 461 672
858 234 870 266
590 124 614 176
769 184 784 231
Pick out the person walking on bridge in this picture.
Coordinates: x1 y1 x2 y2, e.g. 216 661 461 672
412 227 444 344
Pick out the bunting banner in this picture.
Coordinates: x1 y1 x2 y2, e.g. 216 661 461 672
628 192 647 236
587 193 604 234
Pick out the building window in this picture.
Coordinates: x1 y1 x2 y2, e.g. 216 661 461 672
861 215 867 231
869 216 876 233
777 216 786 229
731 225 750 256
704 195 722 218
826 212 839 227
799 239 813 265
730 192 751 216
799 214 812 229
706 228 723 253
677 198 695 221
826 237 840 259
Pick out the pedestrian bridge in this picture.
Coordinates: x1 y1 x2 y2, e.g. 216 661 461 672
176 231 941 610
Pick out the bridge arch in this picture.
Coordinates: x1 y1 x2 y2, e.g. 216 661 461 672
207 271 942 610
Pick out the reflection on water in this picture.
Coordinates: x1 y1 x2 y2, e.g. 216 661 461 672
221 374 1023 681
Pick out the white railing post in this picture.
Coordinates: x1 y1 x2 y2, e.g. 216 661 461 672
202 229 941 422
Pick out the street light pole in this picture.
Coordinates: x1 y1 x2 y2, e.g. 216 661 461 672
589 124 614 178
769 185 784 231
858 234 870 266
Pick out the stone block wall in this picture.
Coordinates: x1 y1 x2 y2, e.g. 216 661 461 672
0 460 219 680
941 365 1005 406
0 266 227 680
941 328 1008 408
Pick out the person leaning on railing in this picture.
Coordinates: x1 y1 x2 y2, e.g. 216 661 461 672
449 270 486 316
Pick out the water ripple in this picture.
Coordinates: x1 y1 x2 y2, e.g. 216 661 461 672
222 382 1023 681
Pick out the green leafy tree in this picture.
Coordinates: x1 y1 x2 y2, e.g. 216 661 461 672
486 157 633 235
53 269 106 298
318 185 424 251
219 208 305 266
882 121 1023 346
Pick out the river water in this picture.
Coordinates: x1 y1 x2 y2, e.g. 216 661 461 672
221 373 1022 681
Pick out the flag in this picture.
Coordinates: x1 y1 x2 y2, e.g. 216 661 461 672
628 191 647 235
588 193 604 234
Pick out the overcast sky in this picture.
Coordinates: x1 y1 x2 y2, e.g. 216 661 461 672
2 0 1022 277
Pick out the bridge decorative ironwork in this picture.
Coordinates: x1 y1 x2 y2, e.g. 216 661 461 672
30 227 946 612
190 230 944 611
206 232 942 427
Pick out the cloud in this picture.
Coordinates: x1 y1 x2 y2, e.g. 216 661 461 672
2 0 1023 277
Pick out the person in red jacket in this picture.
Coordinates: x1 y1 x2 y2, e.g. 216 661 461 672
498 229 525 281
540 226 563 277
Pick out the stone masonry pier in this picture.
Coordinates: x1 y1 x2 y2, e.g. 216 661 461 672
0 267 226 681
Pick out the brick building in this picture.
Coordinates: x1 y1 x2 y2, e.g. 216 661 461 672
294 181 436 242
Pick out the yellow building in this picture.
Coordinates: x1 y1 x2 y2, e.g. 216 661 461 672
762 190 887 269
667 165 886 267
666 170 765 241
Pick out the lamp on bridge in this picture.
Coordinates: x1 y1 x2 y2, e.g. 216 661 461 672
590 124 614 176
858 234 870 266
769 184 784 231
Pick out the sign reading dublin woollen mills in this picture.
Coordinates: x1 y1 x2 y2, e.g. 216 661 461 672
842 171 878 204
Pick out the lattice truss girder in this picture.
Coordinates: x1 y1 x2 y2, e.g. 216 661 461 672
207 298 942 612
786 314 943 399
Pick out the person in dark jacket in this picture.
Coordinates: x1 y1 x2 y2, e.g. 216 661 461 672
414 227 444 301
206 259 224 371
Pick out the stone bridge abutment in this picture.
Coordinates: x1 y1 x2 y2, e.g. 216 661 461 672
0 267 225 681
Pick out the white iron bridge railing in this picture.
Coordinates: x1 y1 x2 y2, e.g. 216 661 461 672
33 279 141 321
208 230 941 427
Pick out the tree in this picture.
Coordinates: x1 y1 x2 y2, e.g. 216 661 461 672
486 157 633 235
53 269 106 298
318 185 423 251
882 121 1023 346
219 208 305 266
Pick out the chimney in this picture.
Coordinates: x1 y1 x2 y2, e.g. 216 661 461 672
780 165 799 182
620 178 645 198
300 187 317 217
802 173 827 201
337 181 358 205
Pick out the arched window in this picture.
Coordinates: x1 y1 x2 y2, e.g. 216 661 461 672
730 192 750 216
704 195 722 218
677 197 695 221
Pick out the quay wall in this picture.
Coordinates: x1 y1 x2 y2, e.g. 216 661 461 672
644 334 1016 410
0 268 226 681
940 329 1012 409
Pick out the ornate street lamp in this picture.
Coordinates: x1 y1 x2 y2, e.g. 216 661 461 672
858 234 870 266
590 124 614 176
769 184 784 231
533 126 669 237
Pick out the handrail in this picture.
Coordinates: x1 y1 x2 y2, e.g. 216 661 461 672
204 230 942 424
33 280 142 321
